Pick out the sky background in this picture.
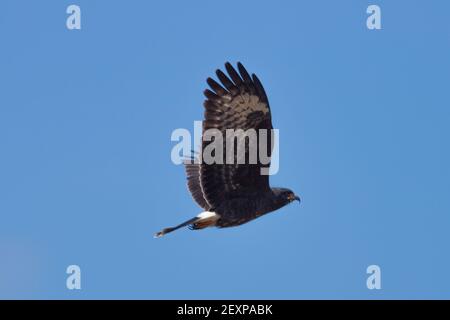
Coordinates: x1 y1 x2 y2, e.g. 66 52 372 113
0 0 449 299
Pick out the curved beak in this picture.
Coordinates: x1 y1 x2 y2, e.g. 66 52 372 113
294 195 301 203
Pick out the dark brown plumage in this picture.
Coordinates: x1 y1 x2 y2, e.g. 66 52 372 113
155 62 299 238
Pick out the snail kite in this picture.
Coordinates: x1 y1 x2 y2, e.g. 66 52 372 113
155 62 300 238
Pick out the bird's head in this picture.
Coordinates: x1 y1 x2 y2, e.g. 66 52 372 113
271 187 301 208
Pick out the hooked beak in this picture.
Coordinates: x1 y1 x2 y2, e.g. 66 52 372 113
294 195 301 203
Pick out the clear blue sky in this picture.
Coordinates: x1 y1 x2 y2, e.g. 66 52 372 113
0 0 449 299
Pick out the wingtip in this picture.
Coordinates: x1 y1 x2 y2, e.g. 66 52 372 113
237 62 251 80
215 68 225 78
203 88 211 96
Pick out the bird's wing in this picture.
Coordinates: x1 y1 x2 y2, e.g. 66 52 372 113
196 62 274 210
184 161 211 211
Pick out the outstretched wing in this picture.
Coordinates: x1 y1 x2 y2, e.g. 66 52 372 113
184 161 211 211
193 62 274 210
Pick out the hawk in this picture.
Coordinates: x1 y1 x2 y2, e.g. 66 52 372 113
155 62 300 238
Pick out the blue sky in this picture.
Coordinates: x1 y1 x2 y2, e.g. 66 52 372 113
0 0 449 299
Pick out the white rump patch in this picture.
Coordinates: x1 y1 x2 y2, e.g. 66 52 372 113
196 211 220 220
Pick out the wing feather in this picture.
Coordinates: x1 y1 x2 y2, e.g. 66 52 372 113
193 62 274 210
184 161 211 210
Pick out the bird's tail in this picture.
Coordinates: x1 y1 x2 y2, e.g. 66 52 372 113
154 217 199 238
154 211 220 238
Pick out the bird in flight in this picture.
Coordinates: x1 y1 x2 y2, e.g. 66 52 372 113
155 62 300 238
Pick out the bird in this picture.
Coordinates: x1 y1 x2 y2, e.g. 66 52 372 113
154 62 300 238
